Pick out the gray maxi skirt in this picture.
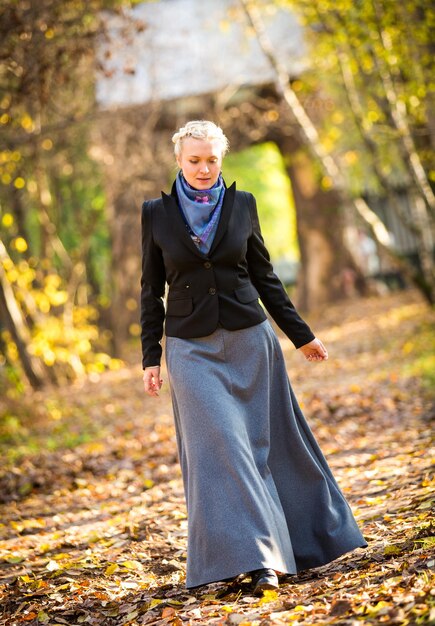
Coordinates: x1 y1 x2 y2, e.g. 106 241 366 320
165 319 367 589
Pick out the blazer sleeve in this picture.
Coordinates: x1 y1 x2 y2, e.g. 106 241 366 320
245 192 316 349
140 200 166 368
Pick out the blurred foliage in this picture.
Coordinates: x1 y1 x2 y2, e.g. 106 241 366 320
0 229 123 396
0 0 145 392
223 142 299 260
277 0 434 196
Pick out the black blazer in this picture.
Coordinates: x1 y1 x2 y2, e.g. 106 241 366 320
140 181 315 368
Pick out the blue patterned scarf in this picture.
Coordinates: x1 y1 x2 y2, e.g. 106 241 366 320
175 171 225 254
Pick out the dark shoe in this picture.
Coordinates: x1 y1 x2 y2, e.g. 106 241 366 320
250 568 279 596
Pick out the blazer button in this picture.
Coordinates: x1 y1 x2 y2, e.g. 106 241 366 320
208 287 216 295
204 261 212 269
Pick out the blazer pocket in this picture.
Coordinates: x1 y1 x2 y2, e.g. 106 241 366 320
166 296 193 317
234 283 260 304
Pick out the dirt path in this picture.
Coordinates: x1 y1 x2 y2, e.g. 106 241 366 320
0 290 434 625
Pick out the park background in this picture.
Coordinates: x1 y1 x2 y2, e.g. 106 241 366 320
0 1 434 625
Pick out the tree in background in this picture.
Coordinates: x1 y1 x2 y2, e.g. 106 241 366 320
241 0 434 303
0 0 144 390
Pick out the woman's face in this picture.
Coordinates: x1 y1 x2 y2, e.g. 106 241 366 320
176 137 223 189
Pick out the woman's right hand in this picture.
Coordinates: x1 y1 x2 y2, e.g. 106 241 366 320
143 366 163 397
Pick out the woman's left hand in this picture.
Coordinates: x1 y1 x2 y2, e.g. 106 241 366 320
298 338 328 362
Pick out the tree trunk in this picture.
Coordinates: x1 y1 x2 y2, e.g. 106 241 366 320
281 145 366 310
0 258 46 389
106 189 143 355
10 186 29 243
93 106 171 356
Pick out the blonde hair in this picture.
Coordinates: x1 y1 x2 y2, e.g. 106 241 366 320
172 120 229 157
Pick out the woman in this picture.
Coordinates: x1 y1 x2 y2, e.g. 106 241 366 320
140 120 367 595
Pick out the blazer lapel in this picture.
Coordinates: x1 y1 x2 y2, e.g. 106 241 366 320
209 181 236 256
161 179 236 259
161 186 206 259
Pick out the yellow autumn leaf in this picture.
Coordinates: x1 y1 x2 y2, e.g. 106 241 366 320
39 543 51 553
13 237 28 252
52 552 71 560
13 177 25 189
20 575 33 583
259 589 279 603
121 559 143 571
105 563 119 576
1 213 13 227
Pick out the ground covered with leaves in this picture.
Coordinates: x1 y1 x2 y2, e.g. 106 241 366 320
0 289 434 625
